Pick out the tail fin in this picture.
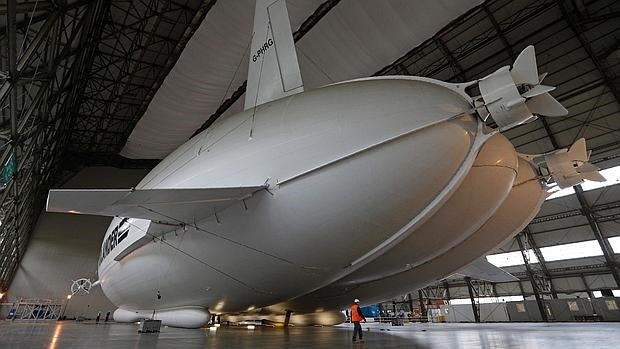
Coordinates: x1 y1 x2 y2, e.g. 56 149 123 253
244 0 304 110
456 257 518 283
543 138 606 188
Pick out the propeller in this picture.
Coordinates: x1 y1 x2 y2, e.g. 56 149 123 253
577 162 606 182
477 45 568 130
521 84 555 98
510 46 568 117
71 278 93 296
538 72 548 84
544 138 606 189
511 46 539 85
570 139 606 182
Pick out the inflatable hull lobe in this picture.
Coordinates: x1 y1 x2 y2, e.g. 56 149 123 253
278 154 547 312
114 307 210 329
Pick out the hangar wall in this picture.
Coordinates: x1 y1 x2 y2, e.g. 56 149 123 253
3 167 148 319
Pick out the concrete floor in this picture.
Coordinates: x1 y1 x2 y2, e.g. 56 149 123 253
1 321 620 348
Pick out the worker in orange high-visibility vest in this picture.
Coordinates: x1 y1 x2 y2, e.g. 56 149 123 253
351 299 367 343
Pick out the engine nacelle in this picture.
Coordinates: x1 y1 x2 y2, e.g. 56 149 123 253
477 45 567 131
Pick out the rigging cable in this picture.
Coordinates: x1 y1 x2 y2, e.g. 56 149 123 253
124 219 274 295
136 204 325 273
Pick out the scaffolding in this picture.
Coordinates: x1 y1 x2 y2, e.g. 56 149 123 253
8 297 63 321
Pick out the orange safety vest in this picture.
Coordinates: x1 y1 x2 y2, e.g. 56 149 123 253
351 304 363 322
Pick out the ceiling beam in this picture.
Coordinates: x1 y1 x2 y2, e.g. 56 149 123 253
558 0 620 108
574 185 620 287
525 229 558 298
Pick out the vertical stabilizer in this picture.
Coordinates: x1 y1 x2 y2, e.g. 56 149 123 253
244 0 304 110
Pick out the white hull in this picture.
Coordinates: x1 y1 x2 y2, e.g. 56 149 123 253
98 78 486 311
46 3 573 328
91 77 549 327
276 156 546 312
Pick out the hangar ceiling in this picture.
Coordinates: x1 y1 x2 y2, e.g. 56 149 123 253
1 0 619 304
120 0 483 159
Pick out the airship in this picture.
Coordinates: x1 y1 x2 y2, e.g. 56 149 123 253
47 0 604 328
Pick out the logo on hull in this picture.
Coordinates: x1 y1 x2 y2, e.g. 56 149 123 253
98 218 130 265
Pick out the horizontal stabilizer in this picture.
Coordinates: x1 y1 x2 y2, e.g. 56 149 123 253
47 186 266 224
455 257 518 283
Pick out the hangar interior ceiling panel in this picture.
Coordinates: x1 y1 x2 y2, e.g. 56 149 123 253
121 0 483 159
68 0 211 164
1 0 620 300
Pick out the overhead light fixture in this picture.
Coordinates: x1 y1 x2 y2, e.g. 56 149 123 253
66 295 72 299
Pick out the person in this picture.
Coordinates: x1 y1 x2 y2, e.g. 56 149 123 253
95 311 101 324
351 299 366 343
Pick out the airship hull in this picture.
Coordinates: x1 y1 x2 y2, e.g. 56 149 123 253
98 77 488 319
46 0 574 329
277 156 547 312
340 133 518 285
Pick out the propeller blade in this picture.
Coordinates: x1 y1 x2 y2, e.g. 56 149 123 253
526 92 568 116
538 72 548 84
522 84 556 98
568 138 589 162
577 162 600 174
581 171 607 182
511 46 539 85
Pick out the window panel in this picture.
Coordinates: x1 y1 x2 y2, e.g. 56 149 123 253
546 165 620 200
539 240 603 261
609 236 620 254
486 250 538 267
487 239 607 267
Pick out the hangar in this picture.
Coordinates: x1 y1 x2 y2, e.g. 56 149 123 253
0 0 619 347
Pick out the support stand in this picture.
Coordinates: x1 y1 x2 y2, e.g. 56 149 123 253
284 310 292 327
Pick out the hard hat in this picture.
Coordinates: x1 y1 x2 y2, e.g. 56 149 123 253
354 299 360 303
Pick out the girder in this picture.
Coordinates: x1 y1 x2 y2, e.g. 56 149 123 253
66 0 215 164
0 0 107 290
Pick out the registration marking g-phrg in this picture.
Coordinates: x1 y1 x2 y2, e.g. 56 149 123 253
252 38 274 62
